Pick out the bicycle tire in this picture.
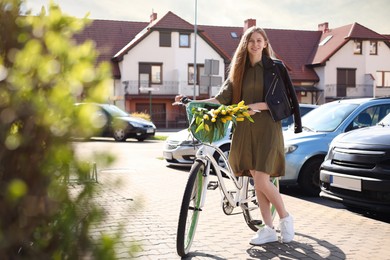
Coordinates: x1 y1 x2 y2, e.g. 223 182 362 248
242 177 279 232
176 161 206 257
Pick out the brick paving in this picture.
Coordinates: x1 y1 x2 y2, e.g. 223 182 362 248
74 139 390 260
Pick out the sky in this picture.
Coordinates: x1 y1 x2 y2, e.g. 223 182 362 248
23 0 390 34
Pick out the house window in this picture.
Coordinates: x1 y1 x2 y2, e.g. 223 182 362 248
370 41 378 55
179 33 190 47
159 31 171 47
188 64 204 85
151 65 162 83
376 71 390 88
337 68 356 97
354 40 362 54
139 63 163 85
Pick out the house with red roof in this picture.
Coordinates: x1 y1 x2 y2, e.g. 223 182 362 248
75 11 390 128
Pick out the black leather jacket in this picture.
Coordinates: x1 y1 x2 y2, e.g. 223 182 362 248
263 55 302 133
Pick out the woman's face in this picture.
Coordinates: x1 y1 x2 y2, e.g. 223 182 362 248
247 32 267 58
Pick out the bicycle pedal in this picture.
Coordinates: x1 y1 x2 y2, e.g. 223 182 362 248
207 181 219 190
250 220 263 226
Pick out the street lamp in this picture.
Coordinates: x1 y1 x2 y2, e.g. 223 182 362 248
193 0 198 100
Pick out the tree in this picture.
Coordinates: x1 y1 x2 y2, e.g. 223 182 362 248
0 1 125 258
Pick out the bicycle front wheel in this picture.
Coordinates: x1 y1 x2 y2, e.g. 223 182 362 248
176 161 206 257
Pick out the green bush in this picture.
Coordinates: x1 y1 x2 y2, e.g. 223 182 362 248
130 111 151 121
0 1 125 258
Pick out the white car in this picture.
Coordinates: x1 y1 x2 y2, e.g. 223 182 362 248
163 124 232 167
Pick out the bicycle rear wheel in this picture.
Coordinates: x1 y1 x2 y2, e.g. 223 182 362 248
176 161 206 257
242 177 279 232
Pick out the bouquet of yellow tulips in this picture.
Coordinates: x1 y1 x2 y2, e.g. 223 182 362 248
187 100 254 144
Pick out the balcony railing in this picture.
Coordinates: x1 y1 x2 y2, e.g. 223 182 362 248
123 80 219 97
124 80 180 95
325 84 373 98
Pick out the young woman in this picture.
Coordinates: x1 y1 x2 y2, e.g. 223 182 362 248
175 26 302 245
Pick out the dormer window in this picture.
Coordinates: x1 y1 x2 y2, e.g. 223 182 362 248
230 32 238 39
370 41 378 55
179 33 190 48
354 40 362 55
319 35 333 46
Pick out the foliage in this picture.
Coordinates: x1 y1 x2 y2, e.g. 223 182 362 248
130 111 151 121
189 101 254 144
0 0 125 258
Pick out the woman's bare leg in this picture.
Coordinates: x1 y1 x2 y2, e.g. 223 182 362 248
251 170 288 227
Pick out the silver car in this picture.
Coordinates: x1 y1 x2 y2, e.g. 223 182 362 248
163 124 232 167
282 97 390 196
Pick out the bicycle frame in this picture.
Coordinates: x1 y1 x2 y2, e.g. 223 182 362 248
194 144 254 211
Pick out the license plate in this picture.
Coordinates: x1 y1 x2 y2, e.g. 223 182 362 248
163 152 172 160
331 175 361 192
147 128 155 133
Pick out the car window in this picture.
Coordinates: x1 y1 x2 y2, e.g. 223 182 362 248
103 105 129 117
302 102 358 132
281 106 317 128
346 104 390 131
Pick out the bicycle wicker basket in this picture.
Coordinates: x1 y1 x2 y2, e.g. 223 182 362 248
186 102 230 143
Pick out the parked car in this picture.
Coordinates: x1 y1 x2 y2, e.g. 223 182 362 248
163 104 317 167
282 97 390 196
282 104 318 130
74 103 156 142
163 124 232 167
319 113 390 213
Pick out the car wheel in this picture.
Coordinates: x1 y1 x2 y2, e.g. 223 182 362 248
298 156 323 196
113 128 126 142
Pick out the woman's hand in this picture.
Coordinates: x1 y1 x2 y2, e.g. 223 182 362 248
247 102 268 115
173 95 184 105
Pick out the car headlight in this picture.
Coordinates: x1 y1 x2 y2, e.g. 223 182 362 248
131 122 143 128
284 145 298 154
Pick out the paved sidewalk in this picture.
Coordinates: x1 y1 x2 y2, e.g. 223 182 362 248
75 141 390 259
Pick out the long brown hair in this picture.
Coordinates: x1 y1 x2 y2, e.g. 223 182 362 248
229 26 275 104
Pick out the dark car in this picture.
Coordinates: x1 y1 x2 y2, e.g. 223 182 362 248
75 103 156 142
319 112 390 213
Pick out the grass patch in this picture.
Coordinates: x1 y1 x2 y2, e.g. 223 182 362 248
152 135 168 141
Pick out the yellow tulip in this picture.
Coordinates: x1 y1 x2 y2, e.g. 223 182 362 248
203 114 209 120
242 111 250 117
211 118 216 122
204 124 210 131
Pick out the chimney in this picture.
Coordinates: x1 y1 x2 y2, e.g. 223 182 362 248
244 19 256 32
318 22 329 33
150 12 157 23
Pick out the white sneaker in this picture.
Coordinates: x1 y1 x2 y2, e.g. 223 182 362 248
250 225 278 245
279 214 294 243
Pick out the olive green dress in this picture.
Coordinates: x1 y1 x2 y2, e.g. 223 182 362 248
215 62 285 177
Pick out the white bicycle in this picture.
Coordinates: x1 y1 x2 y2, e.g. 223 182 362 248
176 101 279 257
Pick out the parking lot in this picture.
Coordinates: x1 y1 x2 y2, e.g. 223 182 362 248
73 137 390 259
